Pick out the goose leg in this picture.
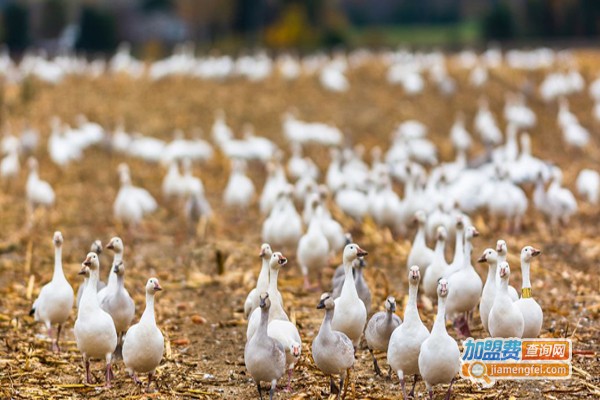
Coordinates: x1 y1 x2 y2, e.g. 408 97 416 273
147 372 153 391
129 370 142 385
369 348 382 376
409 374 419 398
270 379 277 400
285 368 293 392
387 365 393 381
330 376 340 395
105 354 113 388
114 333 123 360
54 324 62 353
340 371 347 400
84 356 91 384
426 382 434 400
256 381 263 400
399 371 408 400
443 377 456 400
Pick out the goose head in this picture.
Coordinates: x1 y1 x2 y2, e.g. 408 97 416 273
269 252 287 270
455 216 465 231
498 262 510 279
385 296 396 313
437 278 449 298
521 246 541 262
343 243 368 265
90 239 102 255
81 252 100 272
106 237 123 253
112 260 125 276
290 341 301 358
465 226 479 240
408 265 421 286
146 277 163 293
496 240 507 257
53 231 63 247
316 292 335 310
413 210 427 226
478 248 498 264
259 243 273 259
259 291 271 309
436 226 447 242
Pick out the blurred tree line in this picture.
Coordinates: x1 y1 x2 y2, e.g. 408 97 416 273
0 0 600 55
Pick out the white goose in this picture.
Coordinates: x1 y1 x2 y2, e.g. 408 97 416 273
423 226 449 299
515 246 543 338
244 244 274 318
224 159 255 209
99 260 135 358
418 278 460 400
576 169 599 204
113 163 157 226
365 296 402 376
247 252 289 340
122 278 164 389
312 293 355 400
29 231 74 352
74 252 118 387
496 240 520 301
267 316 302 391
445 226 482 337
331 244 368 348
488 262 524 338
477 248 500 334
297 208 330 290
76 240 106 307
26 157 55 209
406 210 434 274
387 266 430 399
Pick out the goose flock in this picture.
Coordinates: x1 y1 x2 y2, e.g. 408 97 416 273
1 45 598 398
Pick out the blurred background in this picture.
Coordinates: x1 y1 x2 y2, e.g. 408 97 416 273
1 0 600 57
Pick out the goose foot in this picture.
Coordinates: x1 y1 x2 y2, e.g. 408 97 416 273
129 371 142 385
146 373 155 392
370 349 382 376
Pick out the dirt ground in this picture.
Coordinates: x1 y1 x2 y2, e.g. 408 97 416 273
0 50 599 399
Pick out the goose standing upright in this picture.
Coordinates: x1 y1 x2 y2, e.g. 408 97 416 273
74 252 118 387
113 163 157 227
223 159 255 209
477 248 500 334
76 239 106 306
331 244 368 348
488 262 524 338
29 231 74 352
297 208 330 290
418 278 460 400
446 218 465 276
97 236 125 302
245 293 286 400
365 296 402 376
423 226 449 299
445 226 482 337
312 293 355 400
122 278 164 389
407 210 434 274
244 244 273 318
26 157 55 209
515 246 543 338
387 266 430 399
247 252 289 340
496 240 520 301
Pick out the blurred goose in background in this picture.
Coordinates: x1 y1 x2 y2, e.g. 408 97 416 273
450 113 472 154
534 167 577 227
224 159 255 210
287 143 318 180
29 231 74 352
365 296 401 376
423 226 449 299
576 169 599 204
113 163 157 227
0 146 19 182
26 157 55 210
312 293 354 400
407 210 434 274
297 206 330 290
122 278 164 390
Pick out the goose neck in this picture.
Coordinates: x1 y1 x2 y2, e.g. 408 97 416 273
521 260 532 290
434 239 446 258
486 262 497 284
342 260 359 297
404 284 419 322
52 246 64 280
141 292 156 324
256 258 270 291
268 267 279 294
432 297 447 334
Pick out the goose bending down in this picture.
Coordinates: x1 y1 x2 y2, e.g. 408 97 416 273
312 293 355 400
29 231 74 352
297 209 330 290
99 261 135 358
122 278 164 390
515 246 543 338
244 244 274 318
331 244 368 348
76 239 106 307
406 210 434 274
445 226 482 337
387 266 430 399
267 318 302 391
423 226 449 299
74 252 118 387
247 252 289 340
488 262 524 338
245 293 286 400
418 279 460 400
365 297 402 376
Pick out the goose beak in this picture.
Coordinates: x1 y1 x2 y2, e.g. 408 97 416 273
477 254 487 263
496 244 502 252
82 258 92 267
356 247 368 257
292 346 301 357
154 282 163 291
531 248 541 257
259 297 266 308
78 266 88 275
259 249 265 257
316 299 326 309
113 264 119 273
277 255 287 265
472 228 480 237
106 242 114 250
